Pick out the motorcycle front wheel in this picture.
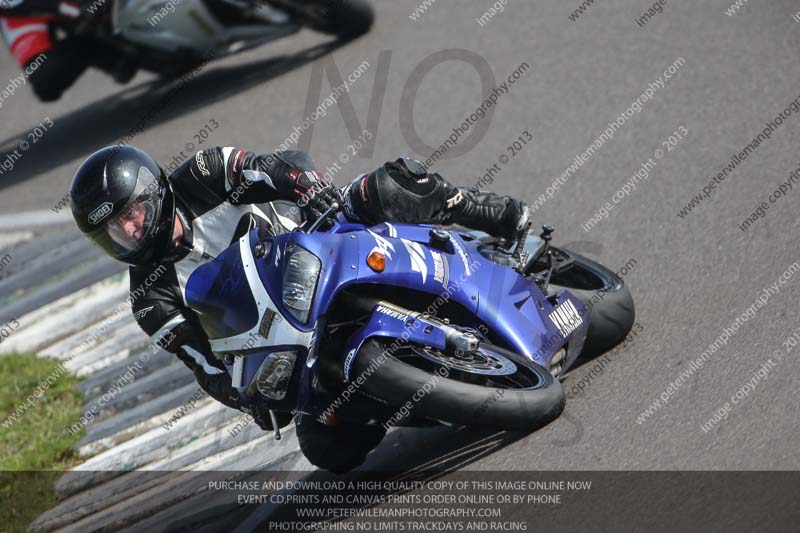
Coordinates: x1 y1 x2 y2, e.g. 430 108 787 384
352 339 565 431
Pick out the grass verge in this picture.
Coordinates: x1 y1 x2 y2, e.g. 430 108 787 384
0 353 85 531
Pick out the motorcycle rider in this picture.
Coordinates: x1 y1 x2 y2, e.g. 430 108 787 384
69 144 530 472
1 0 135 101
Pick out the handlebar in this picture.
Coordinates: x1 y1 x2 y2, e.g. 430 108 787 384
302 202 341 233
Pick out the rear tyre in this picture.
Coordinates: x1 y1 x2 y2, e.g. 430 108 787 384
352 339 565 431
295 414 386 473
549 252 635 359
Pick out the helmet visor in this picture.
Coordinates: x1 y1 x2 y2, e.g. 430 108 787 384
89 166 165 261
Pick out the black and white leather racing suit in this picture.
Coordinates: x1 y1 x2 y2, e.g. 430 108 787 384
129 147 528 426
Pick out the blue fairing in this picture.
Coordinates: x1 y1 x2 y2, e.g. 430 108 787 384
185 244 258 339
184 218 588 416
300 222 587 369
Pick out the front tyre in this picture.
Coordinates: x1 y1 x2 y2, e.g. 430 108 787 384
352 339 565 431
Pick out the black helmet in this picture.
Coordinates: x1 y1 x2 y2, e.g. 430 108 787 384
70 146 176 265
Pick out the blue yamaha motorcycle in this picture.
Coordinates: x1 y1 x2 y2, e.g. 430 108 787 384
185 204 634 467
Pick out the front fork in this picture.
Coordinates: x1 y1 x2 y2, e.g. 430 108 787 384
341 297 480 381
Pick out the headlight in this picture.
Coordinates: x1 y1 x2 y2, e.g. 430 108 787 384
247 350 298 400
281 243 321 323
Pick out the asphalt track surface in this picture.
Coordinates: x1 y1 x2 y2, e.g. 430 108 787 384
1 0 798 495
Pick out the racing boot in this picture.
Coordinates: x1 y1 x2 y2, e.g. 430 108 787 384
344 156 530 240
443 186 531 241
383 156 531 240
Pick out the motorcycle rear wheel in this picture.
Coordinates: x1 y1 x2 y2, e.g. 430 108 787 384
352 339 565 431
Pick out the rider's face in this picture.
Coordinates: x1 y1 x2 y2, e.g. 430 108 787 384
117 202 146 241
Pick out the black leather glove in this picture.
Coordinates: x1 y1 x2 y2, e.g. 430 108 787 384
297 176 342 221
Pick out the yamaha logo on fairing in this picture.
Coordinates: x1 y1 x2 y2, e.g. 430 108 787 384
549 299 583 338
451 237 472 275
343 348 357 380
431 251 449 287
376 305 410 322
88 202 114 225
